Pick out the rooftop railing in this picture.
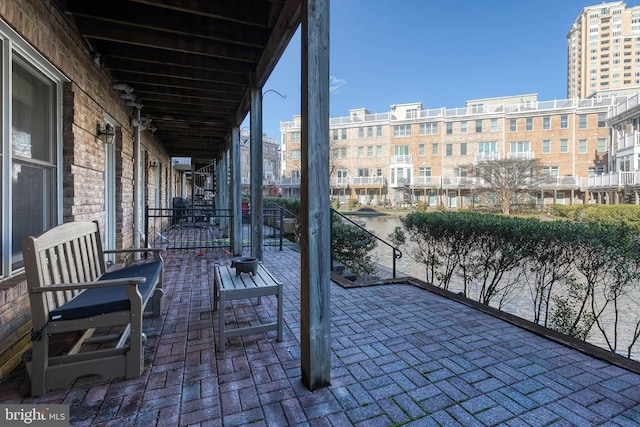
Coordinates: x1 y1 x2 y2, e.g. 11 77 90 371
280 97 622 130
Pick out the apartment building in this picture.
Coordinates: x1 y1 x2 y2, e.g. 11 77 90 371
568 1 640 99
239 129 281 196
280 95 614 208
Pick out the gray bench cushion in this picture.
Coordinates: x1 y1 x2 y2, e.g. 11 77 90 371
48 261 162 322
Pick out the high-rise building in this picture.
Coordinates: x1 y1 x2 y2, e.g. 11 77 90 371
568 1 640 99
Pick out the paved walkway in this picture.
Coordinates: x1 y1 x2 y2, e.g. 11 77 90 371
1 247 640 426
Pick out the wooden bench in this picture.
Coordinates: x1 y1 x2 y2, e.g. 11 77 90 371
213 264 282 351
21 221 164 396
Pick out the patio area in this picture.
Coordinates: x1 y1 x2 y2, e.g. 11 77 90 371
1 246 640 426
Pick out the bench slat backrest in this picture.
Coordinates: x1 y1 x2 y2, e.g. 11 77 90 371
22 221 107 328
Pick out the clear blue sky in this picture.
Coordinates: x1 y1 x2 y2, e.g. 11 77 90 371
250 0 638 140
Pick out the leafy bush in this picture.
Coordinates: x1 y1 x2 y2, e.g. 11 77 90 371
332 214 377 277
390 211 640 349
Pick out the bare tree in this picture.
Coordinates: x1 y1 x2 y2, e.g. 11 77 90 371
470 158 542 215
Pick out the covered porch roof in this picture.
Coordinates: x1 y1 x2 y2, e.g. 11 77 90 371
55 0 301 165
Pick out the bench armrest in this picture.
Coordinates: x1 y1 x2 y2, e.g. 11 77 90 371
104 247 165 262
30 277 147 293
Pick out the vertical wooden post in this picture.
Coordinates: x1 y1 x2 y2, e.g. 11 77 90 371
250 86 264 261
219 151 229 237
300 0 331 390
230 128 242 255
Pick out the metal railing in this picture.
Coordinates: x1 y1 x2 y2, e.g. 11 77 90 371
330 209 402 279
145 202 295 251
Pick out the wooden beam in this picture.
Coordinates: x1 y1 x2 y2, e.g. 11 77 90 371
230 127 242 255
300 0 330 390
250 86 264 261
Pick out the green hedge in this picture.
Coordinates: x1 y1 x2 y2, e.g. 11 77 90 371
389 211 640 354
550 204 640 231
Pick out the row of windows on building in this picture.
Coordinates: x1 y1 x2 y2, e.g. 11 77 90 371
322 138 608 160
287 114 607 142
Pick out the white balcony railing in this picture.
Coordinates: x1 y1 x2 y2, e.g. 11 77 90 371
617 132 640 150
390 154 412 165
349 176 386 186
540 175 581 187
507 151 535 160
412 176 442 187
475 152 500 162
278 177 301 187
587 171 640 188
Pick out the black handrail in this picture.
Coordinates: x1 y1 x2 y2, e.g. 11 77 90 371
330 208 402 279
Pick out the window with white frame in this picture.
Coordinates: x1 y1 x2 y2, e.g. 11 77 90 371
418 144 425 156
598 113 607 127
406 108 418 119
525 118 533 131
490 119 498 132
597 138 607 152
560 115 568 129
291 132 300 142
460 121 467 133
542 140 551 153
291 149 301 160
478 142 496 153
509 119 517 132
560 139 569 152
419 122 438 135
578 139 588 153
510 141 530 153
2 24 66 277
393 125 411 137
579 115 588 129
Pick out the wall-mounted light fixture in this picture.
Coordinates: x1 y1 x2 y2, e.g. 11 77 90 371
126 101 144 110
113 83 134 94
97 122 115 144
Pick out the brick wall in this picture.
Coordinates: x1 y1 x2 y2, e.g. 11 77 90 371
0 0 174 378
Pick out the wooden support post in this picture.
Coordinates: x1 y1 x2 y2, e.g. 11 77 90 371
219 151 229 236
300 0 331 391
250 86 264 261
231 128 242 255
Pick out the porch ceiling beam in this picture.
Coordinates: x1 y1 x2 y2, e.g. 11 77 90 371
110 75 241 98
129 0 279 28
99 48 253 75
64 2 270 48
76 20 261 63
133 87 241 103
104 59 250 86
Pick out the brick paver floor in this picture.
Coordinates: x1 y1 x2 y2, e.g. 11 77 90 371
1 246 640 426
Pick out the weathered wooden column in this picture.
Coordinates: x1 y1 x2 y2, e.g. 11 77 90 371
300 0 331 390
250 86 264 261
230 127 243 255
218 150 229 236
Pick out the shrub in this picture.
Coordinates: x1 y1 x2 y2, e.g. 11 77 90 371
332 214 377 277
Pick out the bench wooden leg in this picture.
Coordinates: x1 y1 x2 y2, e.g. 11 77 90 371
30 334 48 397
218 291 226 352
151 288 164 317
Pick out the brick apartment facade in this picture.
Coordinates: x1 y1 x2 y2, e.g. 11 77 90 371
0 0 184 377
280 94 614 208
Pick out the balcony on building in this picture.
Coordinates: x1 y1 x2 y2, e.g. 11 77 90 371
412 175 442 188
507 151 535 160
349 176 386 187
390 154 413 166
474 151 501 163
540 175 581 189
